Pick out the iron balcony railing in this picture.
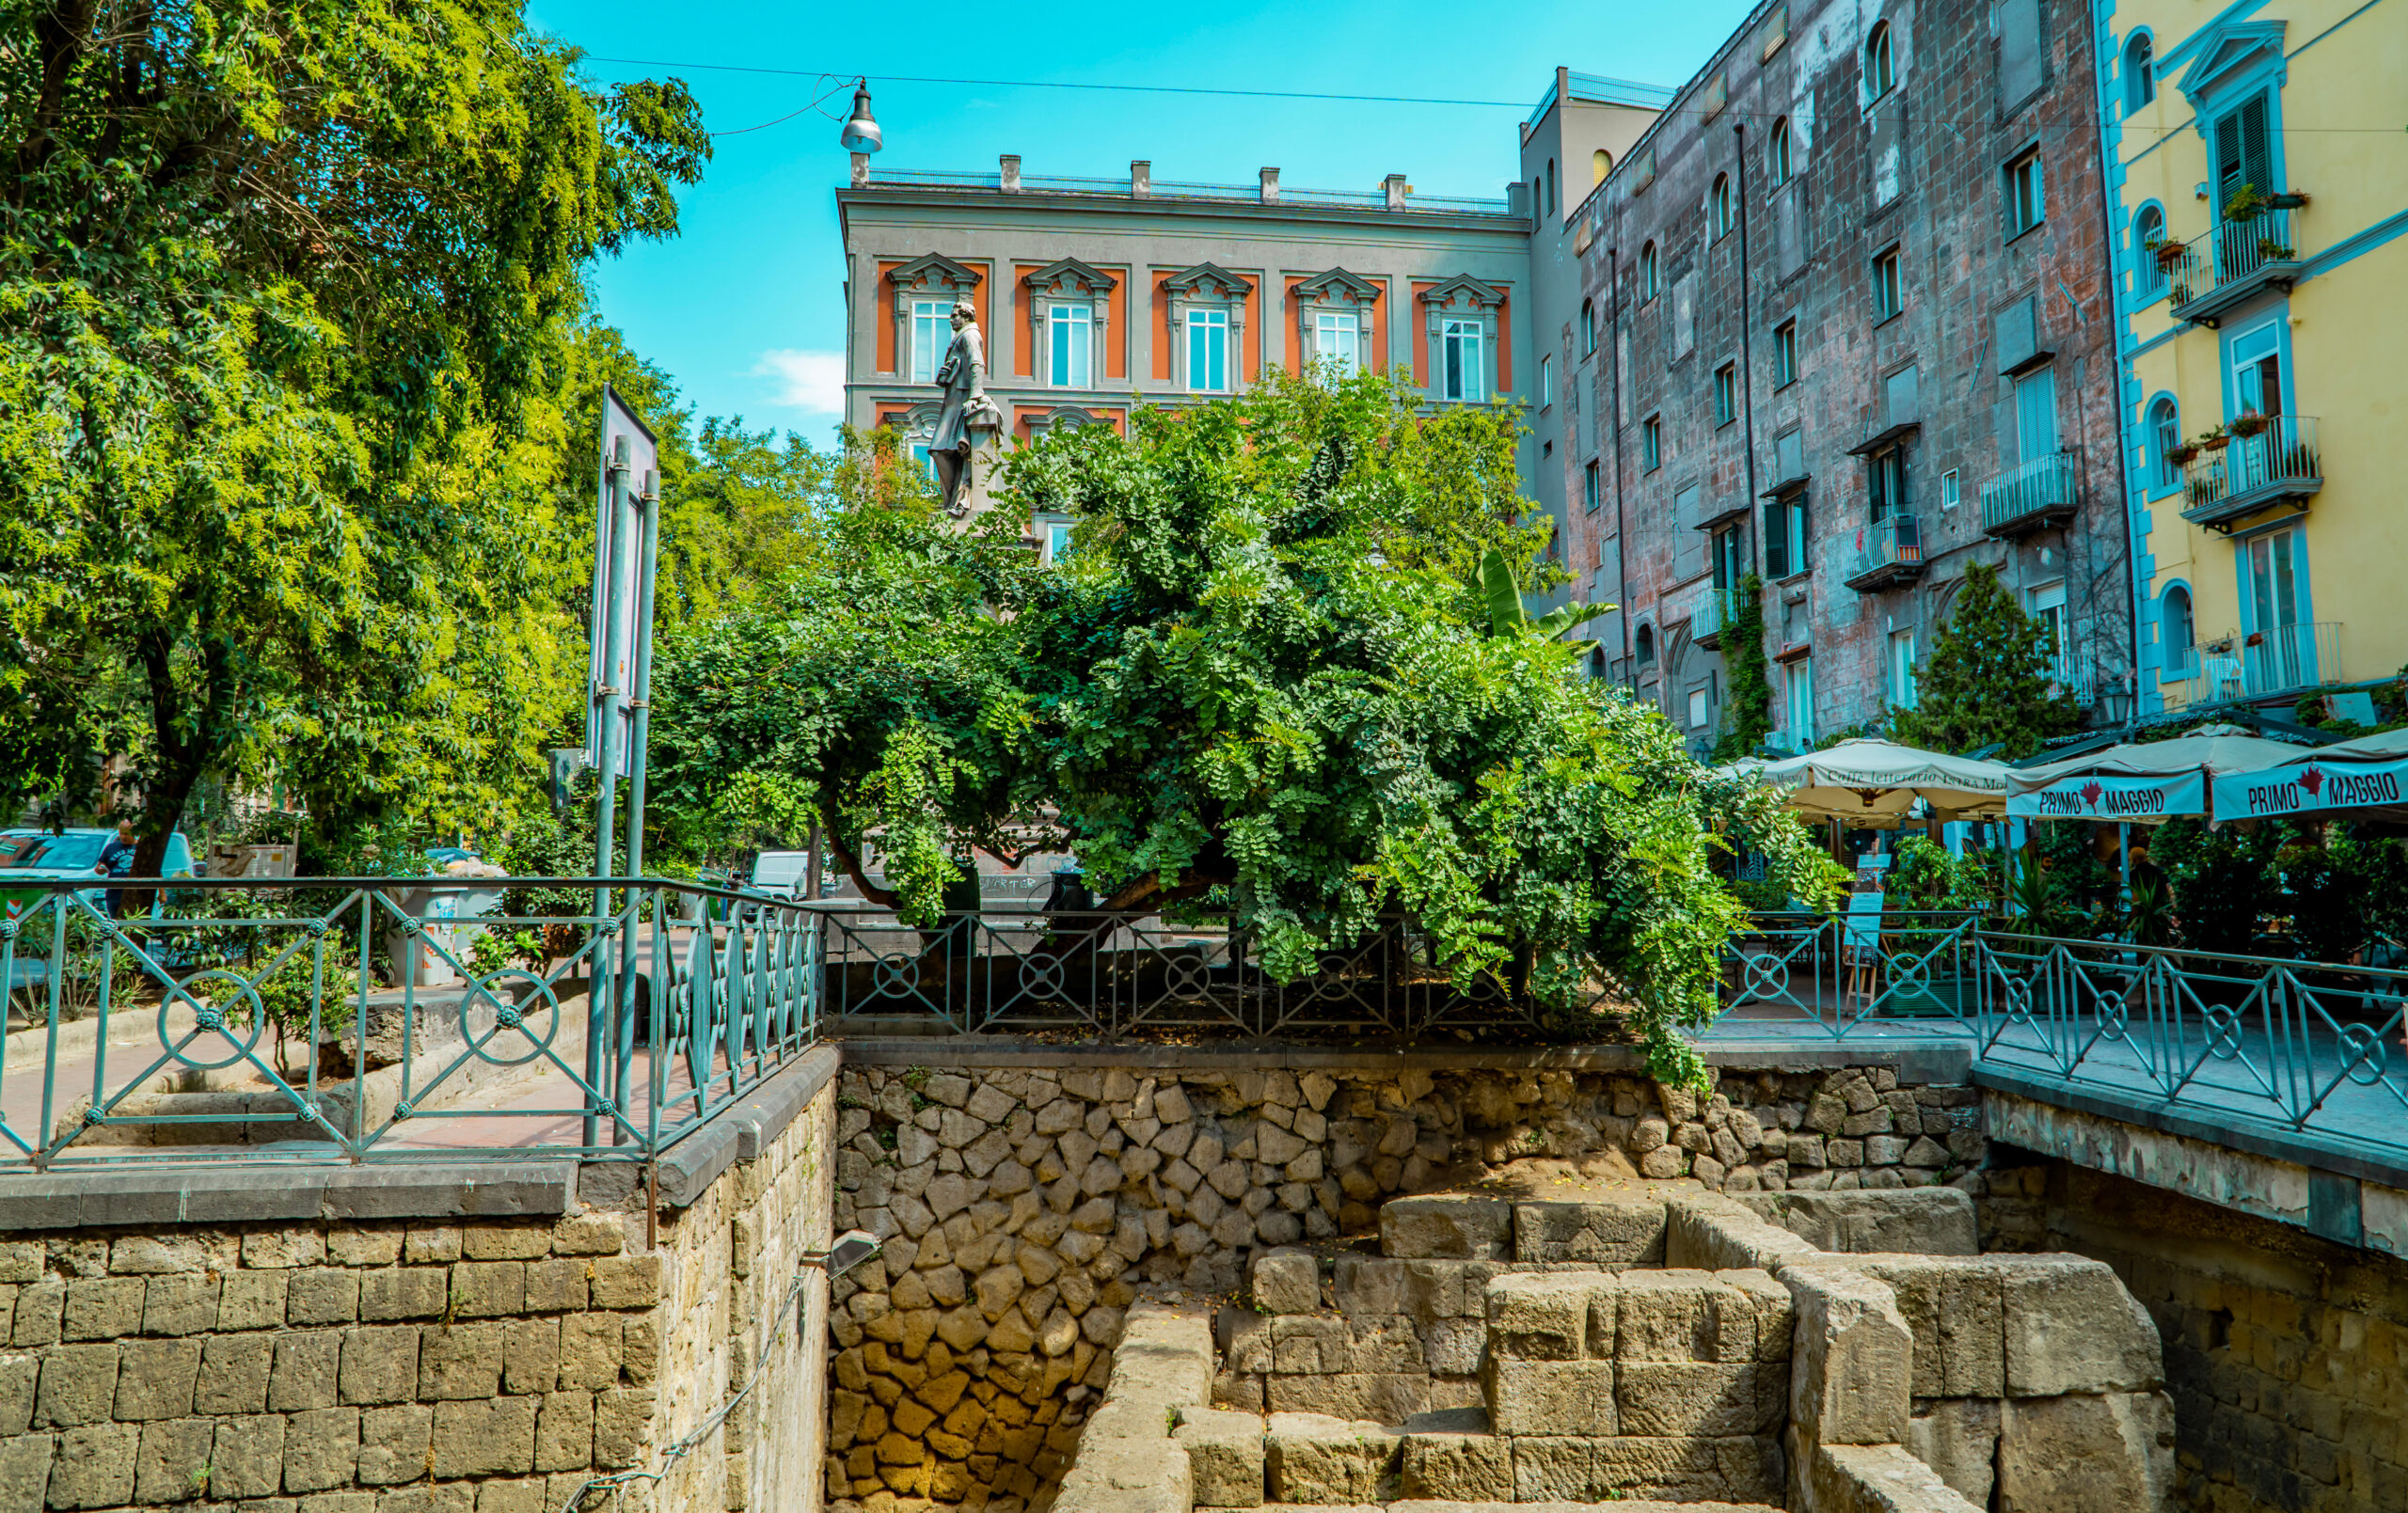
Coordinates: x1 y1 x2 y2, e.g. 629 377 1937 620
1842 514 1925 591
1691 589 1735 649
2180 416 2323 528
1979 449 2081 537
2171 621 2341 707
2165 210 2301 322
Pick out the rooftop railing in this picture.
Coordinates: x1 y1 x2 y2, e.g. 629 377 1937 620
859 166 1513 215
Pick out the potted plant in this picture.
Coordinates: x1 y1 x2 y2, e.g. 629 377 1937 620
2245 631 2266 648
2229 409 2272 438
2224 183 2271 222
2258 236 2295 260
2151 238 2189 267
2165 439 2200 466
2267 190 2310 211
2198 425 2231 451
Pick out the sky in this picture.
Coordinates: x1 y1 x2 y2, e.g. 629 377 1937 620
541 0 1761 446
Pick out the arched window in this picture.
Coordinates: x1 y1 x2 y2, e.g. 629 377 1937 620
1769 118 1793 184
2162 585 2194 672
1637 623 1657 666
2125 33 2155 113
1640 242 1659 300
2148 396 2181 487
1546 159 1558 215
2134 204 2168 292
1590 644 1608 679
1592 149 1611 186
1710 173 1734 238
1865 22 1894 101
1581 298 1596 355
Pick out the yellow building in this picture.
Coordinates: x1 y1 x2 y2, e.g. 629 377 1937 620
2102 0 2408 716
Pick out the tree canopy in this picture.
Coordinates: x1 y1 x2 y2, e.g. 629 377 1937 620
649 373 1839 1080
1889 562 2078 759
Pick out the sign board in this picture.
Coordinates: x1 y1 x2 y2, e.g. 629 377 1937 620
2213 756 2408 820
584 387 657 776
2007 771 2206 822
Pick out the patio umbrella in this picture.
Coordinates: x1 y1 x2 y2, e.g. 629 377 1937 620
2210 726 2408 820
2007 726 2305 823
1732 737 2012 827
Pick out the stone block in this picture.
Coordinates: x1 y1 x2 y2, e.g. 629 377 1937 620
133 1415 213 1505
1808 1441 1984 1513
420 1322 504 1399
0 1355 30 1437
241 1231 327 1270
329 1230 404 1267
405 1228 462 1265
1249 1251 1320 1316
1419 1316 1485 1377
192 1334 273 1417
60 1278 142 1340
1746 1188 1977 1256
1996 1390 2173 1513
1511 1198 1666 1266
0 1433 48 1513
7 1284 57 1351
280 1406 360 1493
501 1317 560 1396
1395 1411 1511 1502
358 1269 448 1322
589 1255 662 1310
285 1269 360 1328
431 1395 538 1478
35 1344 119 1427
1860 1257 2004 1398
113 1337 201 1420
45 1422 135 1510
1785 1262 1911 1447
210 1414 287 1499
219 1270 289 1332
592 1388 653 1470
1482 1274 1596 1362
535 1390 594 1473
1380 1198 1512 1260
463 1226 552 1262
144 1275 223 1336
1590 1433 1752 1502
1999 1255 2162 1395
339 1324 420 1405
1264 1372 1432 1425
1615 1270 1748 1363
1172 1408 1265 1507
1615 1361 1777 1437
1481 1359 1614 1437
1664 1194 1817 1273
1263 1412 1402 1504
1509 1435 1597 1501
557 1315 623 1391
1909 1397 2001 1507
470 1484 538 1513
450 1262 524 1317
356 1403 433 1486
523 1259 589 1314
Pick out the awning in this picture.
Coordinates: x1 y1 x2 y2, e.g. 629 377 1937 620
1718 737 2011 827
2210 727 2408 819
2007 728 2305 822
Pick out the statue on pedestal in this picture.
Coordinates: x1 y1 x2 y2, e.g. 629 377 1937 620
929 299 1003 516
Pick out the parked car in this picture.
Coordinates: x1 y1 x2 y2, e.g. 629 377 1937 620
734 850 813 922
0 828 196 921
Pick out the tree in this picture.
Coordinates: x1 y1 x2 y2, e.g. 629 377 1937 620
1711 577 1773 762
0 1 709 872
1889 562 2078 758
649 372 1841 1082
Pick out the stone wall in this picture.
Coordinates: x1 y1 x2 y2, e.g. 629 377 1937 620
0 1047 837 1513
824 1050 1981 1511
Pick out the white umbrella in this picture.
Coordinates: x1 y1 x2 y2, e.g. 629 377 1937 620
1735 737 2012 827
2211 726 2408 819
2008 726 2305 823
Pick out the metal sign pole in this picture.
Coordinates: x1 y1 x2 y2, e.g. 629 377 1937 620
587 437 634 1150
615 467 662 1134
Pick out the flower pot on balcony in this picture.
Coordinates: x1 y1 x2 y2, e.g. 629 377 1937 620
2267 192 2310 211
2244 632 2265 648
2152 241 2188 266
2257 239 2294 260
2229 412 2271 438
2201 433 2231 451
2165 442 2200 466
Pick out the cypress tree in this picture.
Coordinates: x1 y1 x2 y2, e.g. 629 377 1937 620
1889 562 2078 758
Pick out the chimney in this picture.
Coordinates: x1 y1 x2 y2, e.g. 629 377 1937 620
1384 173 1407 212
1259 166 1281 203
849 151 870 188
1130 160 1151 197
999 154 1022 193
1505 180 1530 216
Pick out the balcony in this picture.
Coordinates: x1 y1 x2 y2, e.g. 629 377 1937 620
1842 515 1926 593
2168 622 2342 708
2178 416 2322 531
1980 449 2081 538
1691 589 1734 650
2165 211 2303 327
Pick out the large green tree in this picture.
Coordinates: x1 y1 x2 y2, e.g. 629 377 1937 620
1889 562 2079 759
649 373 1838 1080
0 0 708 870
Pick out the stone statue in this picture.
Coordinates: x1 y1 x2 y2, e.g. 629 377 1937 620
929 299 1003 516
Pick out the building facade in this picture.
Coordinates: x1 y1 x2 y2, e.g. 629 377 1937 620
835 157 1533 540
1562 0 2134 752
2096 0 2406 717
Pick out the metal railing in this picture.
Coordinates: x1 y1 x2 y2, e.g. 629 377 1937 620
1979 449 2080 535
0 877 817 1167
1843 514 1925 589
2170 621 2340 707
1690 589 1734 648
2165 209 2299 310
2180 416 2322 525
863 166 1511 215
1716 911 2408 1166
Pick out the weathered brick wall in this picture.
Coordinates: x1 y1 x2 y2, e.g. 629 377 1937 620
824 1051 1981 1510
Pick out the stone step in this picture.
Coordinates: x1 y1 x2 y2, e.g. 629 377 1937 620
1241 1503 1782 1511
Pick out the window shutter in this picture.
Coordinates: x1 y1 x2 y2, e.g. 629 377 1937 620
2216 93 2273 204
1776 428 1805 482
1672 273 1698 360
1764 500 1790 578
1998 0 2044 107
1776 183 1805 277
1994 296 2037 374
1674 483 1704 579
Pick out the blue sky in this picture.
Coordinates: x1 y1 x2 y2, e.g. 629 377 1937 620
544 0 1757 445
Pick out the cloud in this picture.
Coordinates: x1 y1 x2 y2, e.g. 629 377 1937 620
749 349 846 415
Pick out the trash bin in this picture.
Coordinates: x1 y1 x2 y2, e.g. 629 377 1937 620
382 861 506 988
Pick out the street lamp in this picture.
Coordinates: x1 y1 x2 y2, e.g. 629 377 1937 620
839 81 882 154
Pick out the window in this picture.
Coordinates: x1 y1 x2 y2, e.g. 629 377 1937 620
2213 92 2274 213
1865 22 1894 101
1640 243 1659 301
2244 530 2314 687
1637 623 1657 666
1764 492 1808 577
1714 363 1737 427
1049 302 1092 388
2029 580 2070 685
1642 416 1663 471
1770 118 1794 184
1688 687 1710 729
1541 355 1554 409
1593 149 1611 186
1440 319 1485 402
2014 366 2059 465
910 438 937 481
1581 299 1596 355
1786 656 1814 746
2162 585 2194 674
2142 397 2180 491
1941 468 1960 510
1868 446 1906 521
1546 159 1557 216
2134 204 2168 294
1872 247 1902 321
1186 307 1229 391
909 298 950 383
1773 321 1798 388
1584 459 1602 513
2004 151 2045 238
1710 174 1734 239
2124 33 2155 113
1040 518 1076 564
1890 628 1919 709
1312 310 1360 377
